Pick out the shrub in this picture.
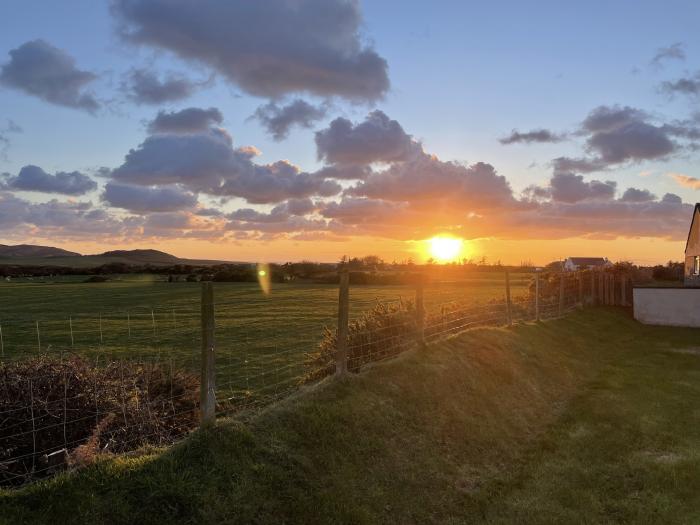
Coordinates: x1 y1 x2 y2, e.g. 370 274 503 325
0 355 198 486
304 301 417 382
425 298 514 338
652 261 683 281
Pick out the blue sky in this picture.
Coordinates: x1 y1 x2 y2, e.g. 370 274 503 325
1 1 699 263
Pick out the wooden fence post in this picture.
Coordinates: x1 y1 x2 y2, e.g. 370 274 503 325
578 271 583 307
591 271 596 305
601 273 607 306
336 269 350 375
505 270 512 325
535 272 540 321
200 281 216 425
416 275 426 348
602 273 607 305
620 274 627 307
558 272 565 316
610 274 616 305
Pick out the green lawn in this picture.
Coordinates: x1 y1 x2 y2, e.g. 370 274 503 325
0 275 530 404
2 308 699 524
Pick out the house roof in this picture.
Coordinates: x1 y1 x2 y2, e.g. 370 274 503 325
566 257 608 266
684 203 700 254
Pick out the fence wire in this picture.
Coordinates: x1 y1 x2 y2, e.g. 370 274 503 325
0 270 628 486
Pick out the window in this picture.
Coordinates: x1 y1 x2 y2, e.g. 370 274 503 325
695 256 700 275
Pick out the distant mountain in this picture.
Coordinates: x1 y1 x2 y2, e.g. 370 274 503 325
98 249 181 264
0 244 80 258
0 244 233 268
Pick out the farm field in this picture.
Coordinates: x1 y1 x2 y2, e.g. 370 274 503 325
0 273 532 405
3 309 699 524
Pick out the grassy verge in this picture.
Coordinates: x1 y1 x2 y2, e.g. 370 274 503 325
2 308 699 524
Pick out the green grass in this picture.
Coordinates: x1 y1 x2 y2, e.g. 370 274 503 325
2 308 699 524
0 275 530 402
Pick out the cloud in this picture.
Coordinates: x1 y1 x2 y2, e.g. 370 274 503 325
4 119 21 134
2 107 691 245
228 198 317 224
252 100 326 141
551 156 607 175
110 128 341 203
0 192 138 240
312 110 693 242
620 187 657 203
121 68 202 105
548 173 616 203
0 40 99 112
505 197 691 240
112 0 389 102
0 119 22 159
650 42 685 67
349 155 514 208
661 72 700 96
195 207 224 217
147 107 223 134
581 105 646 133
312 164 373 181
274 197 318 216
582 105 676 164
103 182 197 212
499 129 563 145
225 199 327 236
321 197 406 224
142 211 196 230
662 192 683 204
316 110 418 166
587 121 674 163
669 172 700 189
1 165 97 195
538 105 700 178
549 106 700 176
522 184 552 202
226 216 327 236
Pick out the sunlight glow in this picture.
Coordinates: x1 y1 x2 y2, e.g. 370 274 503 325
427 236 463 263
257 263 271 295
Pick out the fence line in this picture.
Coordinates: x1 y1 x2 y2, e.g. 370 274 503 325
0 268 631 486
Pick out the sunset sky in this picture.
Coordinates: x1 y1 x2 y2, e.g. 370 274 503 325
1 1 700 265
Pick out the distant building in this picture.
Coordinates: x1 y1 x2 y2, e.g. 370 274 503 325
563 257 612 272
684 203 700 286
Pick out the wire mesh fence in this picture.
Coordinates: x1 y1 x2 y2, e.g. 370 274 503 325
0 269 631 486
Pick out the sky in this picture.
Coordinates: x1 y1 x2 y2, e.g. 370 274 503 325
1 0 700 265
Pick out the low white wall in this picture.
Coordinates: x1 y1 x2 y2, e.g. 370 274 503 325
633 287 700 327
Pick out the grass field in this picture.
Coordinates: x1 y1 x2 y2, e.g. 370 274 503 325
2 308 699 524
0 273 531 404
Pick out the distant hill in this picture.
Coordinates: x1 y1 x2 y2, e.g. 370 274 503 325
0 244 80 258
99 249 181 264
0 244 232 268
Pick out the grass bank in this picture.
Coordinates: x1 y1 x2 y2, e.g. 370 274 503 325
2 308 700 524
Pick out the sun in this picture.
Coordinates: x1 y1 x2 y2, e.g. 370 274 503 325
428 236 463 263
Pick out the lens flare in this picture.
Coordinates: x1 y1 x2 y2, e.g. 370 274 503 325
428 236 463 262
257 262 271 294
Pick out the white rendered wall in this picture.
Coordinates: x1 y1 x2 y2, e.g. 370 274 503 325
633 287 700 327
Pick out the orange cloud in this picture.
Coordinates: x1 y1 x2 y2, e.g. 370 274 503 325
669 172 700 189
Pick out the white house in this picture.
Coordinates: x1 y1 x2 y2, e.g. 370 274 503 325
684 204 700 285
563 257 612 272
634 204 700 327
